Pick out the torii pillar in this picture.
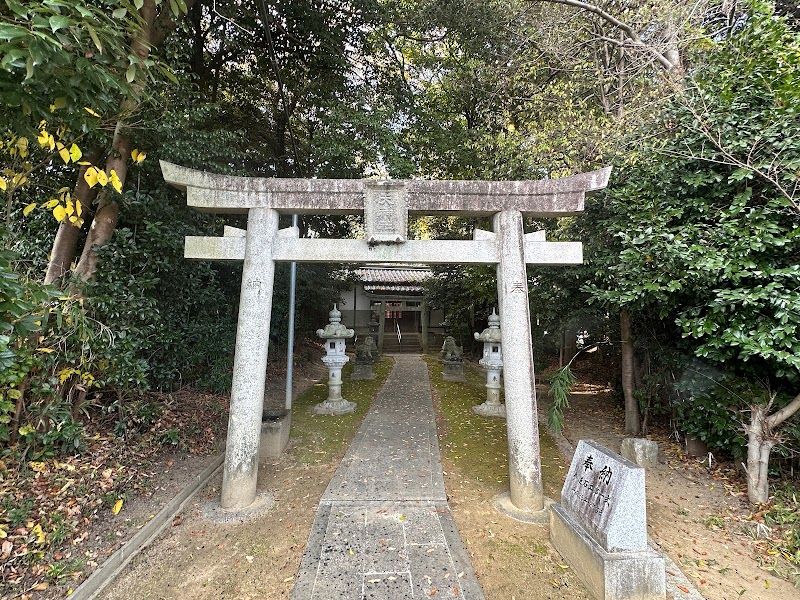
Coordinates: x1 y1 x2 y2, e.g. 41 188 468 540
161 162 611 512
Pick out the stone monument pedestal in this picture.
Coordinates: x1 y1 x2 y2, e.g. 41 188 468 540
441 359 465 382
310 397 356 415
351 336 377 381
351 361 374 380
550 506 665 600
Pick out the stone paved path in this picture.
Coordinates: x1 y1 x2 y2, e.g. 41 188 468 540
291 355 484 600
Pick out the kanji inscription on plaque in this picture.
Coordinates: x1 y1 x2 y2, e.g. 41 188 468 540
364 181 408 244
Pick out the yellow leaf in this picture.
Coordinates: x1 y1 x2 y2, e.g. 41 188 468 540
0 528 6 539
110 170 122 193
132 149 146 164
37 348 54 353
83 166 99 187
53 205 66 222
23 203 36 217
37 130 49 148
28 461 46 473
44 199 59 209
112 498 123 515
57 142 70 164
31 582 48 591
75 199 82 216
96 169 108 187
65 197 74 216
84 107 100 117
69 143 82 162
0 178 6 191
58 368 75 384
32 523 45 544
12 173 28 186
16 137 28 152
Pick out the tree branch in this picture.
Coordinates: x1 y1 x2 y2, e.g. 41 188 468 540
766 391 800 430
529 0 676 71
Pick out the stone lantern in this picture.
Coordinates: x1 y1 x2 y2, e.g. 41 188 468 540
312 305 356 415
472 308 505 417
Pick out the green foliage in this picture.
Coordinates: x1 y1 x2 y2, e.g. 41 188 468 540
585 3 800 400
675 368 751 461
546 365 577 435
0 247 56 443
0 0 147 137
82 185 238 392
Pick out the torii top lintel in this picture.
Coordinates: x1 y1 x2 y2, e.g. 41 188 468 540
160 161 612 218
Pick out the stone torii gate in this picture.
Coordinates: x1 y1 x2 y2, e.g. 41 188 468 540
161 161 611 513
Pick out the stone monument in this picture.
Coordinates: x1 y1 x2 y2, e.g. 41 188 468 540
312 305 356 415
473 308 505 417
439 335 465 382
550 439 666 600
351 335 377 380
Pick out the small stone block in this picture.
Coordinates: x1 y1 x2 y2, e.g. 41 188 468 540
351 362 375 380
441 361 465 382
364 181 408 244
620 438 659 468
260 410 290 459
551 504 665 600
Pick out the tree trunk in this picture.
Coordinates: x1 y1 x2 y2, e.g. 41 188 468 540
745 392 800 504
746 404 775 504
70 0 196 286
620 309 640 434
71 121 134 287
44 159 100 286
9 376 30 445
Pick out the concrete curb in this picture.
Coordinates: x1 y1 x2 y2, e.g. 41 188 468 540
69 452 225 600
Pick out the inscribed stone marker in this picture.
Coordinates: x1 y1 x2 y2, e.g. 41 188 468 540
552 439 666 599
561 439 647 552
364 181 407 244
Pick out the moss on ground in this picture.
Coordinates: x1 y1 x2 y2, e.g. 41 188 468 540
423 355 566 499
290 356 393 465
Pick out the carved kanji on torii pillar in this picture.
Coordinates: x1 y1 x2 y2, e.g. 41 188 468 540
161 161 611 513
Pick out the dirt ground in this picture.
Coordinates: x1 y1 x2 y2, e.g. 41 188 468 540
58 356 799 600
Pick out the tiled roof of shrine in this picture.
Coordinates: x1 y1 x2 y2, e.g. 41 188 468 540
353 266 431 296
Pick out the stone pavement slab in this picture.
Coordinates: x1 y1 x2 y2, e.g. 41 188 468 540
292 355 484 600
